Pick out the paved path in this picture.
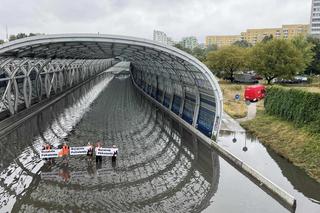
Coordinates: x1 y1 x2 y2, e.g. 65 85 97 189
220 112 245 132
237 102 257 122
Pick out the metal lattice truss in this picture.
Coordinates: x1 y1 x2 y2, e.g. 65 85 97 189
0 34 223 138
0 57 114 114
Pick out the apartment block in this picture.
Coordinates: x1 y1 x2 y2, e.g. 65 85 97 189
310 0 320 37
205 24 309 47
205 35 241 48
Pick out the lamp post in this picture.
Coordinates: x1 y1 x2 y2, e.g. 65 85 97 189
242 136 248 152
232 131 237 143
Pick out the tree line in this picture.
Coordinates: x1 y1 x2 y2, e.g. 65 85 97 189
0 33 42 44
175 35 320 84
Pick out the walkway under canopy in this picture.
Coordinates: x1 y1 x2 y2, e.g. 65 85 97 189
0 34 223 137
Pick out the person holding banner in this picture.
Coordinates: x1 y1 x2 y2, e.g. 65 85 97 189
59 143 70 164
42 143 53 163
95 142 103 163
112 144 118 162
87 142 94 162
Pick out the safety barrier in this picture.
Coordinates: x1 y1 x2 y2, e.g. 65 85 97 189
131 74 297 212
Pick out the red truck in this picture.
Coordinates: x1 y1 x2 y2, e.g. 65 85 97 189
244 85 266 102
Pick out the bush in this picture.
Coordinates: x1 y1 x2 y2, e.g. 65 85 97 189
265 87 320 132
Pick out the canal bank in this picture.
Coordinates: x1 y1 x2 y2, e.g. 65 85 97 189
219 113 320 213
220 83 320 184
241 111 320 183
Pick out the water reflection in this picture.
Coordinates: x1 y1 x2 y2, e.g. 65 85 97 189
218 130 320 213
266 149 320 202
0 76 220 212
0 73 113 212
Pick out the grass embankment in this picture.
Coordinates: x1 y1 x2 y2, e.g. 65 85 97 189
241 111 320 183
219 82 247 118
220 81 264 118
221 82 320 182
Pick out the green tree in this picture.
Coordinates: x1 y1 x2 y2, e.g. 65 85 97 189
206 45 248 81
250 39 305 84
0 39 4 45
306 36 320 75
192 46 206 61
29 33 37 37
9 35 17 41
291 35 314 74
174 43 192 54
262 34 274 43
233 40 252 48
205 44 218 53
16 33 28 39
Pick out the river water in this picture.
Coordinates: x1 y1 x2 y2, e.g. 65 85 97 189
0 70 319 212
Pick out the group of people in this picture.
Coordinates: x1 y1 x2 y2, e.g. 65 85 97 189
42 142 118 164
86 142 118 163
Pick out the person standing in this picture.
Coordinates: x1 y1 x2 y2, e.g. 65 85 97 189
111 144 118 162
95 142 102 163
60 142 70 165
87 142 94 162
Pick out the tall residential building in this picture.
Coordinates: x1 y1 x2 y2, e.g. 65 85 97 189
310 0 320 37
205 35 241 48
153 30 168 45
205 24 309 47
181 36 198 49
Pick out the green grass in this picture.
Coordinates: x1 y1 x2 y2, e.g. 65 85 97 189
241 111 320 183
220 83 248 118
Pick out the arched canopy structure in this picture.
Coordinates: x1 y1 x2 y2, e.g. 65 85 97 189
0 34 223 137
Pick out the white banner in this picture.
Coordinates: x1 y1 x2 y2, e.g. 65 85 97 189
40 149 62 159
95 148 118 156
70 146 90 156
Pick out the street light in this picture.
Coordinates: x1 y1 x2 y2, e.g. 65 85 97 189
232 131 237 143
242 136 248 152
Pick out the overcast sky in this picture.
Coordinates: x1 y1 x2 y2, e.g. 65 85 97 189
0 0 313 42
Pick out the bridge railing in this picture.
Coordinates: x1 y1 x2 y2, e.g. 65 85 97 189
0 58 115 116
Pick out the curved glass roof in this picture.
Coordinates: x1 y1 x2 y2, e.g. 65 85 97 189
0 34 223 137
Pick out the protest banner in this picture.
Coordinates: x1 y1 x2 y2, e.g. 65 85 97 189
70 146 90 156
40 149 62 159
95 148 118 156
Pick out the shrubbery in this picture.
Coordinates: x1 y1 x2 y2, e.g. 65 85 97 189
264 87 320 132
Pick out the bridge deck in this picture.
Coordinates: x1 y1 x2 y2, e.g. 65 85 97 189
0 73 289 212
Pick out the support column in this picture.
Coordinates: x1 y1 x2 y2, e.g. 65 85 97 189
168 80 174 110
192 86 200 128
179 84 186 117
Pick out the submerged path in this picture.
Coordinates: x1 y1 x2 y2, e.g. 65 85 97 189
0 73 296 213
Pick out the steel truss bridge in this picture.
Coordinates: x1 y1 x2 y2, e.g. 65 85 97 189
0 34 223 138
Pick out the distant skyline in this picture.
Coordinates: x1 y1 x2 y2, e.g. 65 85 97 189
0 0 313 43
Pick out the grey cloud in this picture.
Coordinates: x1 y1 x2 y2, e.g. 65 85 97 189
0 0 312 42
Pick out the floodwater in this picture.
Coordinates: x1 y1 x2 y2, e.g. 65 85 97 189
217 130 320 213
0 70 318 212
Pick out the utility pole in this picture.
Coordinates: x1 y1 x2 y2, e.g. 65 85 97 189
5 24 8 41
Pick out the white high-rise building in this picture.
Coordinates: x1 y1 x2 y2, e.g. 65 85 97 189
153 30 168 44
181 36 198 49
310 0 320 37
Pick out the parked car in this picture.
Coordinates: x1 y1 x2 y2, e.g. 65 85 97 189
244 85 266 102
234 73 259 84
274 76 309 84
